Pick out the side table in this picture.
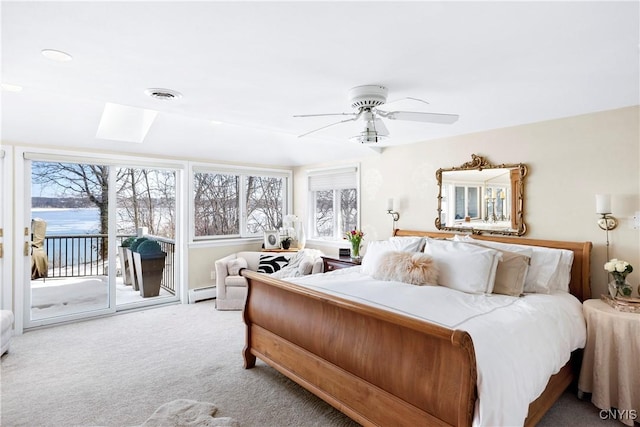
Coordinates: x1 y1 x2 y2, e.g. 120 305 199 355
578 298 640 426
321 256 361 273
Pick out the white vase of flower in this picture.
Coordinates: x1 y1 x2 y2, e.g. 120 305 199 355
345 229 364 261
604 259 633 298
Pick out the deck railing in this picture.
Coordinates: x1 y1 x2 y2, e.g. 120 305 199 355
42 233 175 294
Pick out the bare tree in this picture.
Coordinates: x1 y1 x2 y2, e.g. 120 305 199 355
314 190 334 237
193 173 284 237
193 173 239 236
340 188 358 232
33 162 176 242
313 188 357 238
32 161 109 256
116 168 176 239
246 176 283 233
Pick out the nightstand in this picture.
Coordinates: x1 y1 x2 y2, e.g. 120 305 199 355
321 256 361 272
578 299 640 426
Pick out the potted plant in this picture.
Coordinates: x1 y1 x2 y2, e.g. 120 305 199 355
281 236 292 250
118 236 136 286
132 239 167 298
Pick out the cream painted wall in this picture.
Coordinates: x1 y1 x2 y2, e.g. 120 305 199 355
188 242 262 289
294 106 640 297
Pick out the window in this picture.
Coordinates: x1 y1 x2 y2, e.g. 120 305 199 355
192 167 289 239
453 185 480 220
308 166 359 240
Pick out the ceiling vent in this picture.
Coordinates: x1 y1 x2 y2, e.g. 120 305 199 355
144 88 182 101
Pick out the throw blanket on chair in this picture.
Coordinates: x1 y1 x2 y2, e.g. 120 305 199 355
270 249 323 279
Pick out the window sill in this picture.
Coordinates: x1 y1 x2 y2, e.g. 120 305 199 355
189 237 262 249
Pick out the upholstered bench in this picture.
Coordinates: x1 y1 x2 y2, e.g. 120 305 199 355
1 310 15 355
215 249 323 310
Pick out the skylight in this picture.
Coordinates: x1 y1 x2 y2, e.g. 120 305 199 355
96 103 158 144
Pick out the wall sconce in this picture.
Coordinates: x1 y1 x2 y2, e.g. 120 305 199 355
596 194 617 262
596 194 618 230
386 198 400 222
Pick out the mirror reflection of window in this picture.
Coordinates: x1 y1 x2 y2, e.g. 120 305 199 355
468 188 479 218
454 185 480 220
455 187 465 219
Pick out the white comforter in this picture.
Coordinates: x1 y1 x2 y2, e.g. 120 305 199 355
288 267 586 427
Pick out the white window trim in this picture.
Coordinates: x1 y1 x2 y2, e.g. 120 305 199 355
189 161 293 242
306 163 360 243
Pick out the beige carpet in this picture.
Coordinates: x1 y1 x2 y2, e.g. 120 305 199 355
0 300 621 426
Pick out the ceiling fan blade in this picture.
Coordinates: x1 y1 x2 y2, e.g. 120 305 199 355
293 112 356 118
380 96 430 108
377 110 459 124
298 112 362 138
373 118 389 136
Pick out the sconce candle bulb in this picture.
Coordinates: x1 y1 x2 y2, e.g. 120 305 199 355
596 194 612 215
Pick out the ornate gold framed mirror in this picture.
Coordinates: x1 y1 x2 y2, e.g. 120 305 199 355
435 154 528 236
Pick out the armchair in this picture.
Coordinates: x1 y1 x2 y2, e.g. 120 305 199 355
215 249 323 310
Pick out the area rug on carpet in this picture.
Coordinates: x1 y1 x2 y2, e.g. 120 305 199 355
138 399 239 427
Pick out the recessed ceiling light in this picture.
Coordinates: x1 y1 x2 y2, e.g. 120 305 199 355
210 120 223 125
1 83 23 92
41 49 73 62
144 88 182 101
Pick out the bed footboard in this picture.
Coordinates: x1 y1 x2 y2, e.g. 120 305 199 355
241 270 477 427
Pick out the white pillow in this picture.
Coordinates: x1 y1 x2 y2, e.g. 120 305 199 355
361 240 397 276
549 249 574 292
423 238 502 294
227 257 248 276
461 241 531 296
453 235 569 294
387 236 425 252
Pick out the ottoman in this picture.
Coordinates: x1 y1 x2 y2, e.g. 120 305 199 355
1 310 14 355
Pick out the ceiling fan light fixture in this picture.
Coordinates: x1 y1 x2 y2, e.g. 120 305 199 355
350 129 388 144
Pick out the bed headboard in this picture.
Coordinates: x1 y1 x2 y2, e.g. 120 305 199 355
394 229 592 302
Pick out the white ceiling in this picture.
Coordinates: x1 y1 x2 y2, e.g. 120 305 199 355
2 1 638 167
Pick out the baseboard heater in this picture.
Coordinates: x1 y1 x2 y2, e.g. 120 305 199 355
188 286 216 304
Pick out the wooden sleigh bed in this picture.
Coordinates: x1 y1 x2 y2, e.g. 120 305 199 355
240 230 592 426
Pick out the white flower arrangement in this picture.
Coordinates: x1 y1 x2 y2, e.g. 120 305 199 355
604 259 633 276
604 259 633 298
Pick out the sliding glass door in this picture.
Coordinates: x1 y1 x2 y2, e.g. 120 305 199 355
29 160 112 323
24 154 180 328
115 166 177 307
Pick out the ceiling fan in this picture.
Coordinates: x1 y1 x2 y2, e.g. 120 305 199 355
294 85 459 143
